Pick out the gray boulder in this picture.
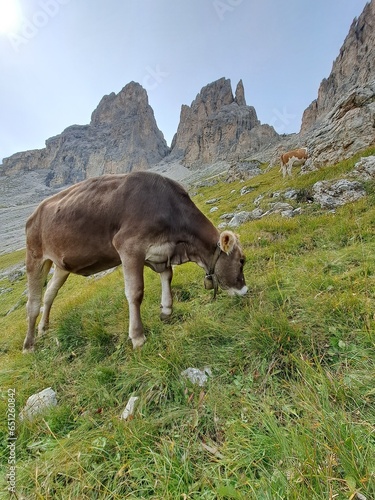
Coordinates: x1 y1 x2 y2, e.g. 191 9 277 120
228 209 263 227
19 387 57 421
352 155 375 180
312 179 366 208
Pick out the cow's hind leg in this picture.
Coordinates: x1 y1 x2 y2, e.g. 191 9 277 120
160 267 173 321
23 258 52 353
122 258 146 349
38 266 70 335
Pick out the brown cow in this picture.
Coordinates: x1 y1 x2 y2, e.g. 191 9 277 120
280 147 308 177
23 172 247 352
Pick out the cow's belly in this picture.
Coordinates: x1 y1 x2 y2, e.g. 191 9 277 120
58 256 121 276
289 157 306 166
73 258 121 276
45 245 121 276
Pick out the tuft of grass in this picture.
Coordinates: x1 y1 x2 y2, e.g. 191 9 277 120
1 148 374 499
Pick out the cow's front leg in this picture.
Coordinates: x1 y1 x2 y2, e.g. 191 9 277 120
287 159 294 177
160 266 173 320
123 260 146 349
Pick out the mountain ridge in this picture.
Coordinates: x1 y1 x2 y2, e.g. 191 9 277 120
1 0 375 185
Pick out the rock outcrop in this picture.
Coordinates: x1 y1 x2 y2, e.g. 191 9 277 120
1 82 169 187
301 0 375 133
170 78 279 166
303 82 375 167
299 0 375 166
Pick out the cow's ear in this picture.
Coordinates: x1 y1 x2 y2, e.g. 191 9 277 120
219 231 237 255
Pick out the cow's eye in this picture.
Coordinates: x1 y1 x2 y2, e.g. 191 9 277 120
240 258 245 266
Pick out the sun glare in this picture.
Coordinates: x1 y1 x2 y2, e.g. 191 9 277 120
0 0 21 34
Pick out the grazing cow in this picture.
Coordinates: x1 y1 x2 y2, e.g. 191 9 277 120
23 172 247 352
280 147 308 177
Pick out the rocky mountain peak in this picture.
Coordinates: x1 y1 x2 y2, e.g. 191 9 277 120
91 81 149 126
301 0 375 133
1 82 169 186
235 79 246 106
192 77 234 115
170 77 278 166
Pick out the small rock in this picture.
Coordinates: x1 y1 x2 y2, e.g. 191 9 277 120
281 210 294 218
228 209 263 227
7 266 26 283
19 387 57 421
120 396 139 420
253 194 264 205
226 160 262 182
354 492 367 500
263 202 294 217
284 189 298 199
220 213 235 220
240 186 253 196
210 206 219 213
352 155 375 180
206 198 220 204
181 367 212 387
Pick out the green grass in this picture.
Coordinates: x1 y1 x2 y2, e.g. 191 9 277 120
1 149 375 499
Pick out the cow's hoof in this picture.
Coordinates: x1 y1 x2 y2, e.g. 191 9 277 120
130 335 146 349
160 312 172 322
22 345 35 354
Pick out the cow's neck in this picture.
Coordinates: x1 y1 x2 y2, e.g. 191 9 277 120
186 227 220 274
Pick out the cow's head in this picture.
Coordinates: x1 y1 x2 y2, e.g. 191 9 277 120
205 231 247 297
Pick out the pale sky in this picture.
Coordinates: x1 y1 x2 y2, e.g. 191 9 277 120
0 0 369 163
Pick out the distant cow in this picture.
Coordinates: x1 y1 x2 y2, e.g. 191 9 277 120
23 172 247 352
280 147 308 177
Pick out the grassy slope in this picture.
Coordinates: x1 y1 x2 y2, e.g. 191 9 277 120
1 150 374 499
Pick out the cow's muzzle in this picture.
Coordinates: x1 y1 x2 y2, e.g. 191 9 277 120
227 285 248 297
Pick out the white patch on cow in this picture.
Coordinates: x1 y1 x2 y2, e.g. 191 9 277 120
145 242 173 262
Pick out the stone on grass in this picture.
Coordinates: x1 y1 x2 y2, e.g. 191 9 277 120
181 367 212 387
19 387 57 421
228 208 263 227
120 396 139 420
312 179 366 208
352 155 375 180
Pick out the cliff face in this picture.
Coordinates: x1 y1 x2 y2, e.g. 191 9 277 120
1 82 170 187
301 0 375 134
298 0 375 166
170 78 279 166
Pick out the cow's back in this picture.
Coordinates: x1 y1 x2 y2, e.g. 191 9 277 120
26 172 210 273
